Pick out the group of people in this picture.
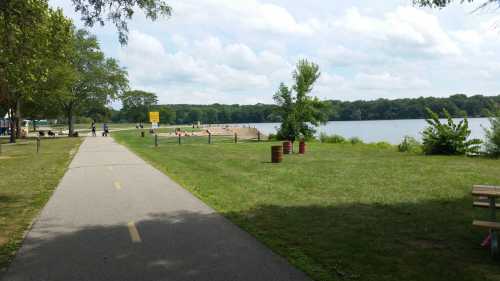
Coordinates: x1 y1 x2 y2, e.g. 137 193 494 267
91 121 109 137
0 119 9 136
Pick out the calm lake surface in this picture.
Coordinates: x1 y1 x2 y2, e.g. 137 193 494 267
237 118 491 144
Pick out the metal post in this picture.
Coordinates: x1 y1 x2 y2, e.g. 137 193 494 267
208 132 212 144
36 137 40 153
257 131 260 142
155 134 158 148
178 134 181 144
234 133 237 143
490 197 499 257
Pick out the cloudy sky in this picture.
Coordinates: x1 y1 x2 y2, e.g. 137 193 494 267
50 0 500 105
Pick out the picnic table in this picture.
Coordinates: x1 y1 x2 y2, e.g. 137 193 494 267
472 185 500 257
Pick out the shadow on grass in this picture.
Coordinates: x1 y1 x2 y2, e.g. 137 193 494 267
222 198 500 281
2 199 500 281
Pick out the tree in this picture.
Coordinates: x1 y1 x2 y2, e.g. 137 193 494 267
70 0 172 44
61 29 128 136
414 0 498 9
0 1 76 142
121 90 158 122
157 106 176 124
274 60 330 142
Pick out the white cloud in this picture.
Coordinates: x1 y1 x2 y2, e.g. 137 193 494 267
49 0 500 104
353 72 431 91
334 7 461 57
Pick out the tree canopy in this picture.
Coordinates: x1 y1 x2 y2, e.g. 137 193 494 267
274 60 330 141
120 90 158 122
70 0 172 44
414 0 499 9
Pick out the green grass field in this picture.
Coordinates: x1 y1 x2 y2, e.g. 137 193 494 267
114 130 500 281
0 137 82 272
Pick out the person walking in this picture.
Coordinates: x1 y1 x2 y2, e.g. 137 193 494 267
102 123 109 137
91 121 96 137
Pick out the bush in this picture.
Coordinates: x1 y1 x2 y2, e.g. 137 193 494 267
319 133 346 143
268 133 278 141
484 116 500 157
373 141 393 149
398 136 421 153
349 137 364 145
422 108 481 155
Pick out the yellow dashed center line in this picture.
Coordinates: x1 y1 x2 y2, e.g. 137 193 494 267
114 181 122 190
127 221 142 243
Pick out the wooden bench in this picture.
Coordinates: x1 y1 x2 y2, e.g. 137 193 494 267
472 185 500 257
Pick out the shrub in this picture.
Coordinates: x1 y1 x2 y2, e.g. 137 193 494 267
422 108 481 155
373 141 393 149
398 136 421 153
349 137 364 145
484 115 500 157
319 133 346 143
268 133 278 141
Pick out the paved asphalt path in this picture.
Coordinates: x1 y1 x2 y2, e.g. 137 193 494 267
2 136 311 281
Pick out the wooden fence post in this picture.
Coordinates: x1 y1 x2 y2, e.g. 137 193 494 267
208 132 212 144
36 137 40 153
178 134 181 144
234 133 237 143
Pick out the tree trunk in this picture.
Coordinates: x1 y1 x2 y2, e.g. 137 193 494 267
67 104 74 137
8 108 15 143
15 98 21 138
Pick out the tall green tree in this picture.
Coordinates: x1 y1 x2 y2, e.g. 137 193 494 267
121 90 158 122
61 29 128 136
274 60 330 142
0 1 76 142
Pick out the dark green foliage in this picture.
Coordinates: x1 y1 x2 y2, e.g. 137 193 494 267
398 136 422 153
120 90 158 122
484 114 500 157
349 137 364 145
329 94 497 121
422 108 482 155
112 94 500 124
319 133 346 144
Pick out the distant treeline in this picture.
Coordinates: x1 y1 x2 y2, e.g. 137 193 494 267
110 94 500 124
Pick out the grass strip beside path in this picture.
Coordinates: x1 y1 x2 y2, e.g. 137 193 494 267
0 137 82 273
114 130 500 281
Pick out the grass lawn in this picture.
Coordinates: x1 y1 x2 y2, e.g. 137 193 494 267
0 137 82 272
114 129 500 281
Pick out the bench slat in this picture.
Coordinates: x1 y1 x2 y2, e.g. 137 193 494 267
473 202 500 209
473 220 500 229
472 185 500 197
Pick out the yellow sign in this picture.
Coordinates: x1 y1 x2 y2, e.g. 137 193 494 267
149 112 160 123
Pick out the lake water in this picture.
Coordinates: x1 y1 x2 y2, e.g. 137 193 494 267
236 118 491 144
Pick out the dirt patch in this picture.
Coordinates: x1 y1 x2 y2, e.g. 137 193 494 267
0 156 12 160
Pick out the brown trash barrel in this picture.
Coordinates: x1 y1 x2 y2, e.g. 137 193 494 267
283 141 292 154
299 141 306 154
271 146 283 163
